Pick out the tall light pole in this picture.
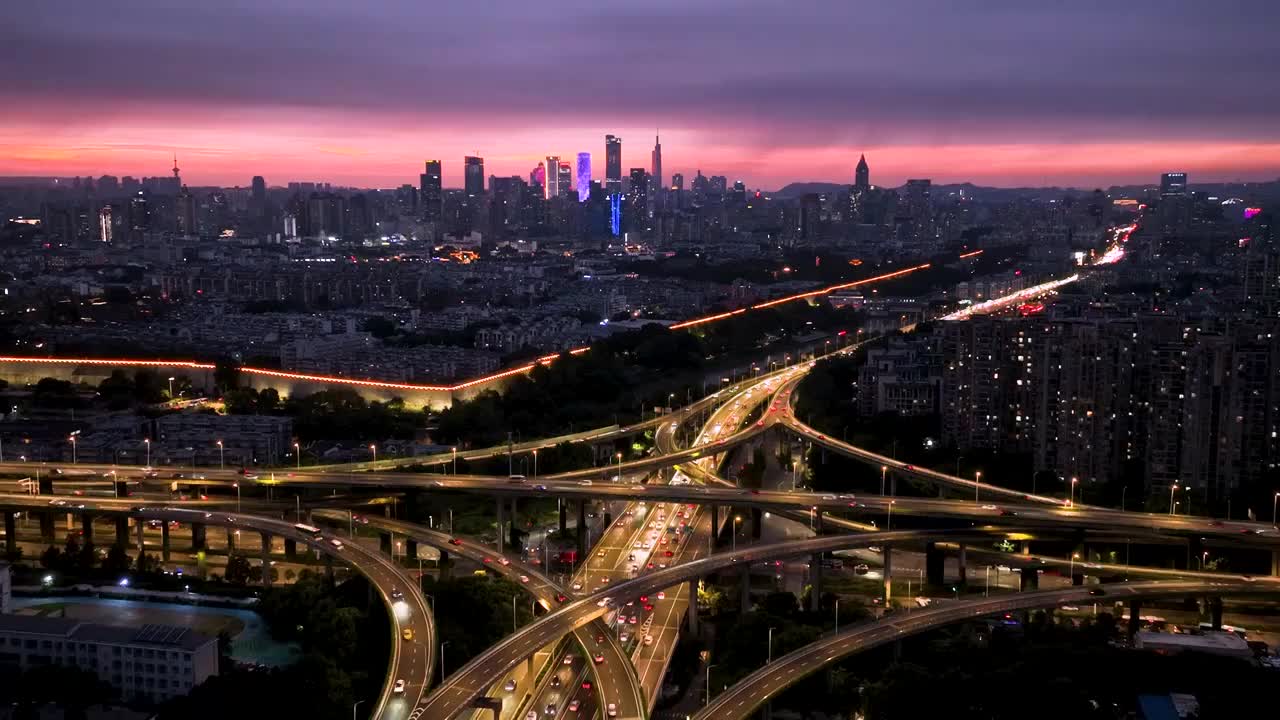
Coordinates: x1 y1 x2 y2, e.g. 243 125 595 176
767 626 776 663
732 515 742 552
705 663 718 706
294 442 300 468
217 440 224 470
532 449 538 481
369 444 377 464
68 433 77 464
452 446 457 474
1273 492 1279 526
440 640 450 683
144 438 150 468
1069 477 1078 507
511 595 518 633
880 466 887 496
168 376 175 398
233 482 240 513
1069 552 1079 581
1168 485 1178 515
834 598 840 632
351 700 365 720
974 471 982 504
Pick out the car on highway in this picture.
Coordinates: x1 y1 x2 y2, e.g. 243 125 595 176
593 653 605 664
643 635 653 646
519 575 529 583
981 504 998 510
504 679 517 692
581 680 592 690
656 591 665 600
550 676 561 688
402 628 413 641
568 700 580 712
525 712 538 720
1089 588 1107 596
563 654 574 665
1000 510 1019 517
578 479 592 486
390 588 404 600
393 679 406 694
594 634 605 644
854 564 870 575
607 703 618 717
500 558 511 566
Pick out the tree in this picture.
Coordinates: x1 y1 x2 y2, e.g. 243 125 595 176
363 316 398 339
103 543 131 573
40 545 60 570
76 541 97 572
216 630 236 673
224 554 252 585
214 361 241 393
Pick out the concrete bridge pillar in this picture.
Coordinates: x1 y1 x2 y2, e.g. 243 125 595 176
114 480 129 498
750 507 763 539
114 516 129 547
39 512 55 545
810 554 823 611
496 498 505 554
1272 550 1280 577
405 538 418 561
1019 567 1039 592
814 509 824 535
924 542 945 587
957 544 967 587
284 539 297 560
1127 599 1142 638
883 545 893 606
509 498 518 532
4 511 16 556
1209 596 1224 630
379 531 393 556
260 532 273 587
559 501 567 535
189 522 204 551
226 526 236 553
38 476 53 495
80 514 94 545
1186 536 1203 571
135 519 144 554
576 501 587 562
740 565 751 613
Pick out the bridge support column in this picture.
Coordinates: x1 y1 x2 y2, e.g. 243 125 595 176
1187 536 1202 571
115 517 128 547
957 544 967 587
38 476 53 495
226 526 236 553
883 545 893 606
709 504 719 537
39 512 55 545
924 542 945 587
750 507 763 539
576 501 587 563
405 538 418 562
1128 599 1142 638
284 539 297 560
1209 597 1223 630
378 531 392 556
559 500 567 535
114 480 128 498
810 553 823 611
135 519 144 554
740 565 751 613
1020 540 1031 556
189 523 204 552
260 532 273 587
814 509 824 535
509 498 518 533
687 579 699 636
1272 550 1280 577
4 511 16 557
496 498 505 554
80 514 94 545
1072 569 1084 586
1019 568 1039 592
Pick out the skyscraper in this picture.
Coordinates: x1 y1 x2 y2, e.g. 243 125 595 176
1160 172 1188 196
98 206 112 243
604 135 622 195
176 185 197 235
464 156 485 196
855 154 870 191
650 134 663 192
251 176 266 206
544 156 561 198
575 153 591 202
530 162 546 189
420 160 442 221
627 168 648 230
557 162 572 199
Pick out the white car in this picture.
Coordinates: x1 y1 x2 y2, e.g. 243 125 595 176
393 679 406 694
643 635 653 646
607 703 618 718
504 679 517 692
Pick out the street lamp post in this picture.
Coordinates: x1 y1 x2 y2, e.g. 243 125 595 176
974 471 982 504
1169 485 1178 516
732 515 742 552
985 566 990 597
1273 492 1279 526
532 450 538 482
144 438 150 468
167 376 175 398
767 626 775 663
512 595 518 633
217 440 224 470
69 434 77 464
834 599 840 632
233 482 240 513
452 446 457 474
880 466 887 496
440 640 450 683
705 663 718 706
886 500 894 531
1069 477 1078 507
351 700 365 720
370 444 377 464
1070 552 1079 582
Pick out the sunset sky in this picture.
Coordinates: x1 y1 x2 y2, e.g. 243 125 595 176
3 0 1278 189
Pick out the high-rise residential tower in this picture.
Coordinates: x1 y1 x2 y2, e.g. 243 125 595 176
1160 172 1188 196
604 135 622 195
557 162 572 198
464 156 484 196
575 153 591 202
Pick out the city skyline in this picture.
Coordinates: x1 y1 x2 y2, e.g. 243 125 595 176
3 2 1279 188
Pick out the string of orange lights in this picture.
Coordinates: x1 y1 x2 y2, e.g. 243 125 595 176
0 251 979 394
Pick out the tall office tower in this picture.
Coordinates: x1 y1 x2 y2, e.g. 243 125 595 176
709 175 728 197
650 134 663 192
127 191 150 244
176 185 197 235
420 160 443 221
627 168 649 230
1160 172 1188 197
98 206 112 242
557 162 572 198
575 153 591 202
903 178 934 245
251 175 266 205
530 162 546 188
464 156 485 196
604 135 622 195
855 154 870 191
543 156 561 199
283 213 298 239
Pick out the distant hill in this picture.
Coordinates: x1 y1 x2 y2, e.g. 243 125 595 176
770 182 849 199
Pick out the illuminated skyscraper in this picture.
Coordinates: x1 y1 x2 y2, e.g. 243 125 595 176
650 134 663 192
420 160 442 221
1160 172 1188 196
557 162 572 198
530 162 546 188
98 206 112 243
855 154 870 191
176 185 197 235
610 193 622 236
604 135 622 195
544 156 561 198
464 156 484 196
575 153 591 202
